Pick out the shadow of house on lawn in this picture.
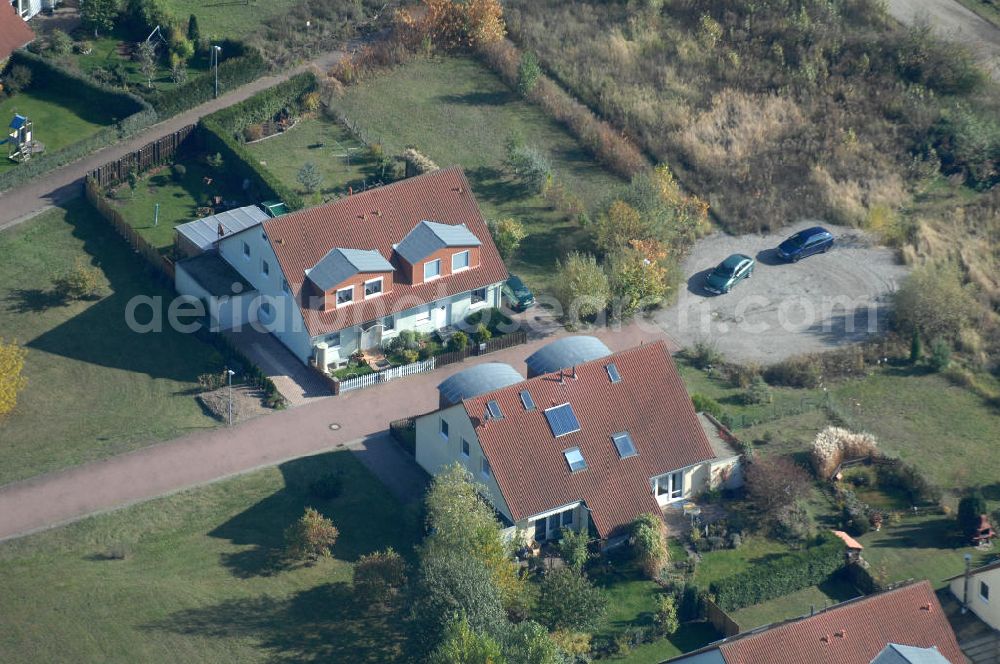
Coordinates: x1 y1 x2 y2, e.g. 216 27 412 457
211 451 423 580
24 202 225 382
144 582 408 664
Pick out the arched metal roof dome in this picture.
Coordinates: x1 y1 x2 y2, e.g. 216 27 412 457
438 363 524 406
525 336 612 377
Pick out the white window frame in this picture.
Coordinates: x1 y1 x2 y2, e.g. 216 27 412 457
461 438 470 458
481 456 491 479
451 250 470 272
364 277 384 299
424 259 442 281
471 287 487 306
325 331 341 347
415 308 431 324
262 259 269 277
242 241 250 260
336 286 354 307
382 315 395 331
981 581 990 603
439 418 449 441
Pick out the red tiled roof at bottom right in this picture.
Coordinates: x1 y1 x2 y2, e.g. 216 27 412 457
719 581 964 664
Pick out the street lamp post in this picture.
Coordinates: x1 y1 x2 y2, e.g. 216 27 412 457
213 45 222 99
226 369 236 426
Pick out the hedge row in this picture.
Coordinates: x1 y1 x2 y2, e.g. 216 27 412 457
709 533 846 612
0 52 157 193
144 41 268 118
199 72 317 212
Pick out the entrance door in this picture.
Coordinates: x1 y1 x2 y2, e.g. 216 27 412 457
431 303 447 329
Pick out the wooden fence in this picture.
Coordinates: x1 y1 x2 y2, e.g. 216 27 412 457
436 329 529 368
85 179 175 281
337 358 436 394
705 597 741 638
89 124 198 188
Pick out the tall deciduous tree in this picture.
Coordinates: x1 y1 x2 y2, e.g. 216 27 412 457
428 614 506 664
82 0 118 37
554 252 611 320
958 491 987 541
0 339 28 418
535 568 607 632
137 41 157 89
422 464 526 611
744 455 812 525
488 217 526 260
892 263 977 342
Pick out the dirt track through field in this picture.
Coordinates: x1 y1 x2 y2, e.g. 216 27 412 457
886 0 1000 81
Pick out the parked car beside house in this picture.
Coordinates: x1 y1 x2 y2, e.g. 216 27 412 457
501 274 535 312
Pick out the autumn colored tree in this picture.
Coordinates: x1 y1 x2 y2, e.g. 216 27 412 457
409 0 506 51
744 456 812 525
554 252 611 320
428 614 505 664
607 239 671 315
353 547 407 602
284 507 339 561
488 217 527 260
422 464 526 612
594 200 646 256
54 258 104 301
0 339 28 418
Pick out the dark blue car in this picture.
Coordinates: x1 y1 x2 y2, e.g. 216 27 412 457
777 226 834 262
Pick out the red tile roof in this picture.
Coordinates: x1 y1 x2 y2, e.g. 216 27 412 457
464 341 718 538
263 168 508 337
718 581 964 664
0 3 33 61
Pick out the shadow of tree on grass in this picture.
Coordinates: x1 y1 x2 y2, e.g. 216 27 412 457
144 582 409 663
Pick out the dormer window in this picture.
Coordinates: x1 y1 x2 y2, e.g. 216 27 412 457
424 259 441 281
452 250 470 272
336 286 354 306
364 277 383 298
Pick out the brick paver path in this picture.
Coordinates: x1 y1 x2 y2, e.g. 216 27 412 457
0 320 677 541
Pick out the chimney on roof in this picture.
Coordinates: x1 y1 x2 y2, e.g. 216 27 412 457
835 630 847 639
921 603 933 611
357 214 365 220
820 635 830 644
218 223 225 238
559 369 565 386
373 209 381 216
572 366 577 380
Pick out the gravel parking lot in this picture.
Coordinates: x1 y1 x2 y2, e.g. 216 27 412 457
655 221 911 364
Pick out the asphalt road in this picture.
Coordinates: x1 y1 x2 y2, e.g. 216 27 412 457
886 0 1000 81
656 221 910 365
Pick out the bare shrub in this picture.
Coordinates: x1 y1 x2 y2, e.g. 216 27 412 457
810 427 879 479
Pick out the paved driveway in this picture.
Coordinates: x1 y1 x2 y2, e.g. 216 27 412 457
656 222 910 364
0 320 675 542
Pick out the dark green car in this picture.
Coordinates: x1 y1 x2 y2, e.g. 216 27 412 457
704 254 755 295
502 274 535 311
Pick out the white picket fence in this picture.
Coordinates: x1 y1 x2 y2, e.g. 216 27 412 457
338 358 436 394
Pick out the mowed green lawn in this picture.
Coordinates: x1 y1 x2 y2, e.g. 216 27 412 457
0 450 422 662
0 87 115 175
0 201 221 485
334 56 625 291
729 577 861 631
158 0 299 38
245 115 384 199
110 158 247 252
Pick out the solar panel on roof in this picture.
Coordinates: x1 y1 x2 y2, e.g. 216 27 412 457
486 400 503 419
563 447 587 473
520 390 535 411
612 432 637 458
544 403 580 438
606 363 621 383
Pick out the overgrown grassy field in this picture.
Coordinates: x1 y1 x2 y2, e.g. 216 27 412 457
0 87 115 175
334 56 625 292
244 115 384 200
109 157 246 253
0 202 221 485
0 450 422 662
156 0 299 38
